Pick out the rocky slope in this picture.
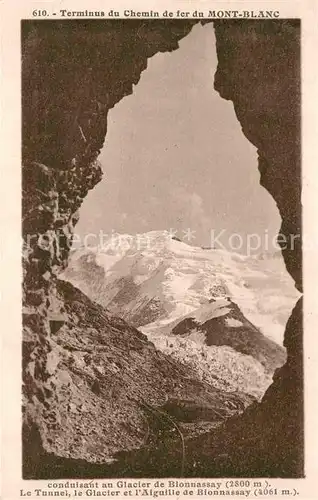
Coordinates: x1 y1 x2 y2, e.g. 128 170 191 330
24 278 254 477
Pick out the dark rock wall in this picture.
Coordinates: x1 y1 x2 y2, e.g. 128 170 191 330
22 19 302 476
213 20 303 476
213 20 301 291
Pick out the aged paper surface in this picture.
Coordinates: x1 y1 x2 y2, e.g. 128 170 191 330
1 0 318 498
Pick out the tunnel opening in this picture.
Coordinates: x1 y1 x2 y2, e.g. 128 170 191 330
65 22 299 391
22 19 302 478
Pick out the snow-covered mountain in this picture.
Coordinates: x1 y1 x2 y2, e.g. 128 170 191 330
63 231 298 341
62 230 299 399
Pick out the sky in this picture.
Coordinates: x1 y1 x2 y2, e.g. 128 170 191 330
76 23 281 254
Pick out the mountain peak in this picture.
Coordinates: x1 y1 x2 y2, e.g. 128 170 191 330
64 232 299 345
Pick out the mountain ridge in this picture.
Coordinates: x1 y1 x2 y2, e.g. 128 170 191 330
63 230 299 345
61 231 297 400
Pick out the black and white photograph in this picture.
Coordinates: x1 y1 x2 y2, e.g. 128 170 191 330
19 13 303 484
